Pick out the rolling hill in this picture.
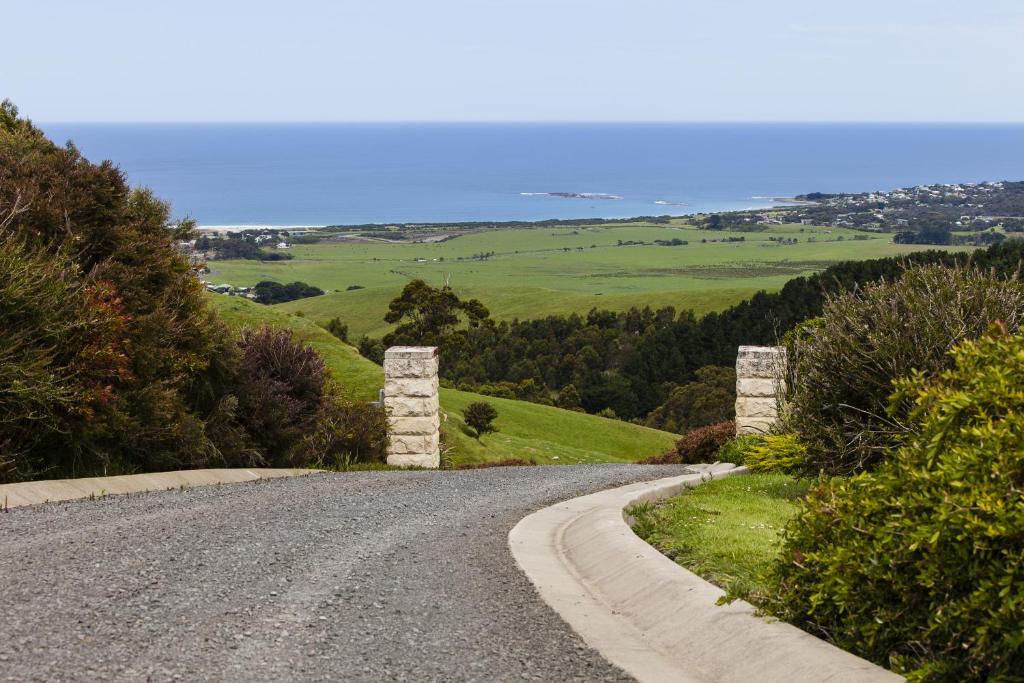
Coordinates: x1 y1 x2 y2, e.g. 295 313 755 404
207 295 678 466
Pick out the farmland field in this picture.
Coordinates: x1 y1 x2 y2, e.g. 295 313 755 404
207 219 970 338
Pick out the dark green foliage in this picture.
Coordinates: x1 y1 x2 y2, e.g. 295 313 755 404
357 335 385 364
0 100 247 479
0 101 384 480
323 317 349 342
0 240 131 479
253 280 324 305
556 383 583 410
382 279 490 351
463 401 498 439
640 421 735 464
388 241 1024 423
785 265 1024 475
645 365 735 433
762 332 1024 681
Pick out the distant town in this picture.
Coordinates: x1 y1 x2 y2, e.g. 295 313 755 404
700 180 1024 244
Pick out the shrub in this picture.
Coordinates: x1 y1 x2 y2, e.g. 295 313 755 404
0 241 131 480
463 401 498 439
357 336 385 364
762 331 1024 681
297 397 388 467
640 421 735 464
0 101 254 480
784 264 1024 475
323 317 349 342
741 434 806 473
236 326 327 463
715 434 764 465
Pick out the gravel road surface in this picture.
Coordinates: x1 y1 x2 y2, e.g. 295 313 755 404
0 464 689 682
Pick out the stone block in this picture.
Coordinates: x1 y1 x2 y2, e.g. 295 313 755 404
386 451 440 469
388 414 441 436
384 395 439 417
383 356 439 379
736 346 786 378
735 397 780 419
736 417 777 436
384 377 439 398
736 377 782 398
387 433 440 456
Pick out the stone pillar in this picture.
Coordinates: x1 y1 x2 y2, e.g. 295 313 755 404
735 345 786 436
383 346 441 468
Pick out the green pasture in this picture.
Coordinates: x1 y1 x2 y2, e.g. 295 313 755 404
207 295 678 466
208 220 969 338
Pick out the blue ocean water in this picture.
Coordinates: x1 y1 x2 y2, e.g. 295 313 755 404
40 123 1024 228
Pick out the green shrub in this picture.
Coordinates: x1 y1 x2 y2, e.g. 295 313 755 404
715 435 764 465
762 331 1024 681
784 264 1024 475
322 317 348 342
298 397 388 467
742 434 806 473
640 421 735 464
463 401 499 439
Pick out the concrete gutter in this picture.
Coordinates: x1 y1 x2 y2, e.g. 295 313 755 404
508 464 903 683
0 468 318 509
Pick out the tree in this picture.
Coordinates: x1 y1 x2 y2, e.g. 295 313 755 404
323 317 348 342
464 402 498 439
382 279 490 350
644 365 736 433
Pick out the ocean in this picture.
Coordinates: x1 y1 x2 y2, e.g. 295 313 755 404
39 123 1024 228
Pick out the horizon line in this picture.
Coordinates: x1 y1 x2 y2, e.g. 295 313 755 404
37 119 1024 126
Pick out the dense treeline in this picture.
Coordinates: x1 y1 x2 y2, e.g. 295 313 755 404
0 102 384 482
253 280 324 304
371 241 1024 423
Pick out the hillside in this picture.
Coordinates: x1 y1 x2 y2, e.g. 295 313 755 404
207 295 678 466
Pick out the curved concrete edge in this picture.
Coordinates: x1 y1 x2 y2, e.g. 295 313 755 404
0 468 321 510
509 464 904 683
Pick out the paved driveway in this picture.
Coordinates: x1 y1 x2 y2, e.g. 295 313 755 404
0 465 686 682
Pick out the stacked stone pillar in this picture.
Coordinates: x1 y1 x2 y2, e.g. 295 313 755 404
383 347 441 468
735 345 786 436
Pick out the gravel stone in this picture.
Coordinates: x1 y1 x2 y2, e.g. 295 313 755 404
0 464 690 681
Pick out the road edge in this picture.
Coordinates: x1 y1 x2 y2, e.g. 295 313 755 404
508 464 903 683
0 468 320 509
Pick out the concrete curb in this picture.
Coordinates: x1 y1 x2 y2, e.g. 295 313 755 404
0 468 319 509
508 464 903 683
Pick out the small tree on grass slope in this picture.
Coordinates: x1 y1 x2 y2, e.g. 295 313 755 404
464 402 498 440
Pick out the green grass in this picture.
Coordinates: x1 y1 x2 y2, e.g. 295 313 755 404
207 220 971 339
630 474 810 599
207 294 678 466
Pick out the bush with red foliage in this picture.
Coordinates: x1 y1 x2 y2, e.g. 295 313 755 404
640 421 735 465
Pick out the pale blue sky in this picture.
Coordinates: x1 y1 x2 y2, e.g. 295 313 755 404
6 0 1023 122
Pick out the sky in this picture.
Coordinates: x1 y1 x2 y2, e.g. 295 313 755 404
5 0 1024 123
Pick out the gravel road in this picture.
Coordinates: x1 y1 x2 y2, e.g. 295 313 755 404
0 464 689 682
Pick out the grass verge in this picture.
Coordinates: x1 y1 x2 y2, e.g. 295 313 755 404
630 474 809 601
